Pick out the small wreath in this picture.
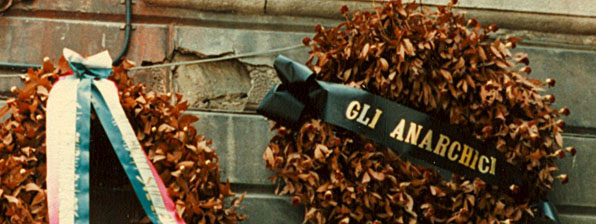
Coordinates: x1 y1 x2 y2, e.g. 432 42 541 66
0 56 245 223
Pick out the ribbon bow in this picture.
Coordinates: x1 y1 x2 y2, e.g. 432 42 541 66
46 49 184 224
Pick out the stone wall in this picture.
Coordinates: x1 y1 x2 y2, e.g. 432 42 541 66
1 0 596 223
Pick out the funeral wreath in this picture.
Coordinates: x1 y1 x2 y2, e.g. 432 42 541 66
259 1 573 223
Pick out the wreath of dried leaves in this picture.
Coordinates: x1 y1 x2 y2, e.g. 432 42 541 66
264 1 573 223
0 57 246 223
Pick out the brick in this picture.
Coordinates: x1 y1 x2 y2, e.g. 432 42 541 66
0 17 168 65
189 111 275 185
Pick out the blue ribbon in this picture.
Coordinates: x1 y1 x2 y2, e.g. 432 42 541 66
67 61 163 223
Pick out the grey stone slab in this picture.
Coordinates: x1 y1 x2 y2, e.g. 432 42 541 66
421 0 596 17
143 0 265 14
175 25 311 66
0 100 6 121
235 193 303 224
494 29 596 49
189 111 275 185
0 73 23 97
550 136 596 207
559 214 596 224
265 0 369 18
516 46 596 129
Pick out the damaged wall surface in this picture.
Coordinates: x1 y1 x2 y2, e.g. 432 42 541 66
2 0 596 223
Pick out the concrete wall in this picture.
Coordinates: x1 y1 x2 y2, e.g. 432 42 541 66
1 0 596 223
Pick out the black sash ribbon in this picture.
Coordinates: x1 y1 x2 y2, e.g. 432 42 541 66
257 55 561 224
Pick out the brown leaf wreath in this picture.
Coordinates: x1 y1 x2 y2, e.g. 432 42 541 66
0 57 245 223
263 1 574 223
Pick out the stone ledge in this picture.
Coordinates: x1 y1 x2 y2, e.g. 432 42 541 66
142 0 596 35
233 193 303 224
7 0 596 35
560 213 596 224
421 0 596 18
143 0 265 14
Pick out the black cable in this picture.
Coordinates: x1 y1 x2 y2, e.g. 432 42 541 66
112 0 132 67
0 62 41 73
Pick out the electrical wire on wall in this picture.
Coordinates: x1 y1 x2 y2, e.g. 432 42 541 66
112 0 133 66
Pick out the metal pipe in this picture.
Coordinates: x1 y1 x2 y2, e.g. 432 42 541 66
112 0 132 66
0 0 13 13
0 62 41 73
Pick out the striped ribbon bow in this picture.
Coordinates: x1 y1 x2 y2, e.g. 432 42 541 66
46 48 184 224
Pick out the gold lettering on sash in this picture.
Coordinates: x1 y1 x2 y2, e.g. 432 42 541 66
418 130 433 151
490 157 497 175
345 101 360 120
433 134 450 157
356 104 371 125
367 109 383 129
404 122 423 145
447 141 461 161
469 149 479 170
345 98 502 177
478 155 490 173
459 145 475 166
390 119 406 141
